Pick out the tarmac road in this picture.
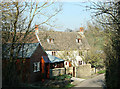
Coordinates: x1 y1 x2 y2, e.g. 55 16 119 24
72 74 105 89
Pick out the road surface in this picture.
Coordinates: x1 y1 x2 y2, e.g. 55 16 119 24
72 74 105 88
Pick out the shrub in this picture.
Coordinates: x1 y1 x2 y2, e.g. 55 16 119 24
51 74 72 80
97 70 106 74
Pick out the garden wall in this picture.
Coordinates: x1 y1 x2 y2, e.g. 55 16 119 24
76 64 91 78
50 68 65 78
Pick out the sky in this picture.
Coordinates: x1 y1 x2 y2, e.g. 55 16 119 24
33 0 114 32
54 2 92 31
50 0 115 31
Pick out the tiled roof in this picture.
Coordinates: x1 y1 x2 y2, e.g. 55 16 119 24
37 31 90 51
2 31 90 51
2 43 39 58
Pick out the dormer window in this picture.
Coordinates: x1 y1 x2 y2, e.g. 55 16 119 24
52 51 56 56
79 61 82 65
76 38 82 43
47 38 54 43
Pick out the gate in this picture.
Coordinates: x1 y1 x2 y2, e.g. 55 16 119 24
73 67 75 77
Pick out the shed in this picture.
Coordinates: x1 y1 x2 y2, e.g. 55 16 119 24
47 54 64 69
2 43 50 83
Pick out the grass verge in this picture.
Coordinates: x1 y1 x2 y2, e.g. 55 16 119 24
65 83 75 88
97 70 106 74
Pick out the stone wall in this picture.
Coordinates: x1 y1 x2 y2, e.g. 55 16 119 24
66 67 76 77
50 68 65 78
91 68 101 74
76 64 91 78
91 68 96 74
66 67 73 74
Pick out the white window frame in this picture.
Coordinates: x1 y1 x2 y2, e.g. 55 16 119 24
52 51 56 56
78 61 82 65
76 38 82 43
33 62 40 72
47 38 54 43
47 39 50 43
37 62 40 71
55 63 57 68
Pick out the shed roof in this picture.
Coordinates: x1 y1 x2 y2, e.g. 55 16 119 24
47 54 64 63
42 56 50 63
2 43 40 58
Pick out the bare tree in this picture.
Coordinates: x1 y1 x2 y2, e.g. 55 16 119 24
1 1 62 59
84 1 120 88
83 22 105 69
1 1 62 86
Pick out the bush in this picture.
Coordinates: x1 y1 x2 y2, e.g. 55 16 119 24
51 74 72 80
97 70 106 74
65 83 74 88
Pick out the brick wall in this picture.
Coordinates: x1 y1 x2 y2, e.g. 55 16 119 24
30 44 48 83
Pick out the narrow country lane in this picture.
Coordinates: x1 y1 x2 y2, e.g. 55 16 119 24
72 74 105 89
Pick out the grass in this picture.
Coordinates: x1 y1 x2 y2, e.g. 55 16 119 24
97 70 106 74
65 83 75 88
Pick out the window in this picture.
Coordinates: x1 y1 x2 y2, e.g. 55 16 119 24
37 62 40 71
33 62 40 72
55 63 57 68
66 62 67 65
76 38 82 43
52 51 56 56
79 61 82 65
47 38 54 43
69 62 72 67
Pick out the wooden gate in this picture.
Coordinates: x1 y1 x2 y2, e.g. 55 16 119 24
73 67 75 77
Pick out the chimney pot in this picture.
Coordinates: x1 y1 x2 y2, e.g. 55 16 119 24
80 27 84 32
35 25 39 34
35 25 38 30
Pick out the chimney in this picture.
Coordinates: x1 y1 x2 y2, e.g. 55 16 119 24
35 25 41 44
80 27 84 32
78 27 84 36
35 25 39 34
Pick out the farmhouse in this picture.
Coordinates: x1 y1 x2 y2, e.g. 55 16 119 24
35 25 90 68
33 25 90 77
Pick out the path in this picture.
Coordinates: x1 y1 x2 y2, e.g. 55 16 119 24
71 74 105 88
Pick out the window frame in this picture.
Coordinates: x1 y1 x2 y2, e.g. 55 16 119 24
76 38 82 43
79 61 82 65
47 38 54 43
33 62 40 72
52 51 56 56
